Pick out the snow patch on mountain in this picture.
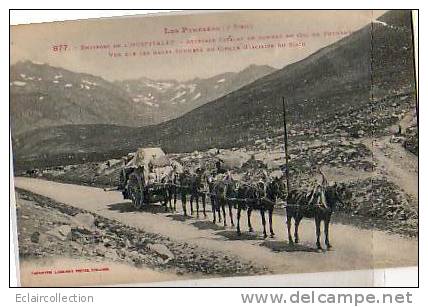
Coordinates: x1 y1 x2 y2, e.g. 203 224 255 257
372 19 406 32
144 80 173 91
18 74 37 81
188 84 196 93
12 81 27 86
31 61 45 65
144 101 160 107
192 92 201 100
82 80 98 87
170 91 187 101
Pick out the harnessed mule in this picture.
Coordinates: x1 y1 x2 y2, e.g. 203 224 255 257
286 184 344 250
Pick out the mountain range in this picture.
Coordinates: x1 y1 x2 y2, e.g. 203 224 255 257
115 64 276 123
10 61 275 135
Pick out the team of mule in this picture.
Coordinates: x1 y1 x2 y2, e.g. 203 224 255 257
121 162 344 250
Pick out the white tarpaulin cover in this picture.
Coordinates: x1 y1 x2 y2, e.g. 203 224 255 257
217 150 251 169
126 148 166 183
126 147 166 169
125 147 183 184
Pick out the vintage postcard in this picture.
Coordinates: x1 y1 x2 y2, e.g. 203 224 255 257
10 10 418 287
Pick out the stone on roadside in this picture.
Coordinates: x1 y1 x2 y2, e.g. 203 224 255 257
30 231 40 243
72 213 96 232
47 225 72 241
147 243 175 262
95 245 107 257
104 249 119 261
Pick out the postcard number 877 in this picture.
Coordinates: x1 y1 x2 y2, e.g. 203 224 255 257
52 44 69 52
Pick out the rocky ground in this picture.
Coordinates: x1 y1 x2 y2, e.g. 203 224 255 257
24 139 417 238
15 188 268 278
337 178 418 237
403 124 418 156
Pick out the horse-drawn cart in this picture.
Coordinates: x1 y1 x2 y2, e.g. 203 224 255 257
119 147 173 209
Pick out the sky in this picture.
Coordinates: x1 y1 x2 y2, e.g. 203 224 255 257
10 10 387 82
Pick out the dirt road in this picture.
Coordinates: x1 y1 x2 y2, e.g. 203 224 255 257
362 110 418 200
14 177 417 277
371 137 418 199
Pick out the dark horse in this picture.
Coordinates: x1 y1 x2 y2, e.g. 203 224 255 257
211 176 237 227
207 174 222 223
189 168 208 218
176 171 192 216
235 177 286 238
175 169 208 217
164 171 179 212
286 184 344 250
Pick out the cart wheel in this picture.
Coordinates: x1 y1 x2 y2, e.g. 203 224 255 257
128 173 143 209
